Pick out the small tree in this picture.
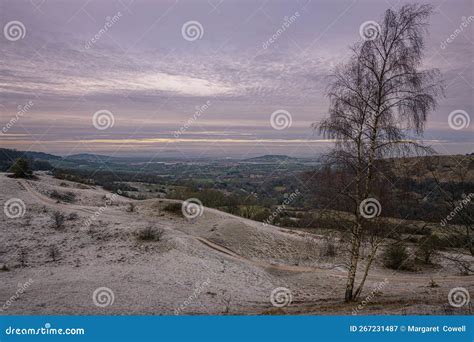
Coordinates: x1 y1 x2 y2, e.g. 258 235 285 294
9 158 33 178
315 4 443 301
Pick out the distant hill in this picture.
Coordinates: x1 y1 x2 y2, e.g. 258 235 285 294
0 148 60 172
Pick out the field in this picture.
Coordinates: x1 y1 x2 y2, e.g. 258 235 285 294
1 170 472 315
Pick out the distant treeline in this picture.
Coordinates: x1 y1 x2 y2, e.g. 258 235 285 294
0 148 54 172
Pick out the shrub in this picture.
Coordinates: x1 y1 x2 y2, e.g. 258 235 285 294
416 235 441 264
137 227 164 241
126 203 135 212
163 203 182 215
383 244 410 270
52 211 65 230
50 190 76 203
322 237 337 257
9 158 33 178
68 212 79 220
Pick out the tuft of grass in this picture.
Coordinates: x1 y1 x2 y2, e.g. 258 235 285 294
136 227 164 241
18 249 28 267
52 211 65 230
48 245 60 262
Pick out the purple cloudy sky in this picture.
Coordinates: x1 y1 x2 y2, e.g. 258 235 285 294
0 0 472 158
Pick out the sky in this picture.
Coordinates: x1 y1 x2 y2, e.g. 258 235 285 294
0 0 472 159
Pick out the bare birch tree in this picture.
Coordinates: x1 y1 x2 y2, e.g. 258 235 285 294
315 4 444 301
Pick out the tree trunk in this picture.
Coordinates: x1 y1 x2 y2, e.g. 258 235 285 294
353 244 378 299
345 225 361 302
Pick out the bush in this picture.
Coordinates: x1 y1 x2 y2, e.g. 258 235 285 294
322 237 336 257
9 158 33 178
126 203 135 212
383 244 410 270
52 211 65 230
50 190 76 203
137 227 164 241
416 235 441 264
68 212 79 220
163 203 182 215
